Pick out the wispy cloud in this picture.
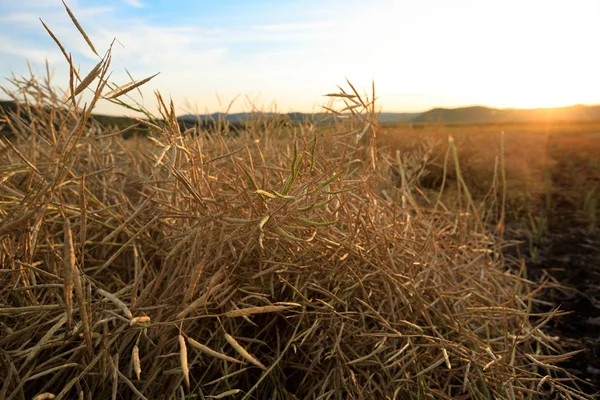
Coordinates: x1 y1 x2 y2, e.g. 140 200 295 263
0 7 112 26
121 0 143 8
2 0 600 115
251 22 331 32
10 0 66 8
0 35 62 65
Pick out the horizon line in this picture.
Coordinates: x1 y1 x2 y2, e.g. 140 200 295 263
2 97 599 118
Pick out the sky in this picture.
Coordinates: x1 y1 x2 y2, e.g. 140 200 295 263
1 0 600 116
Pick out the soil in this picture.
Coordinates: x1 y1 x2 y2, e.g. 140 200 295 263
510 218 600 394
504 135 600 397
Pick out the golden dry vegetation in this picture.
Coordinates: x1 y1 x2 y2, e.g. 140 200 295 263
0 5 598 400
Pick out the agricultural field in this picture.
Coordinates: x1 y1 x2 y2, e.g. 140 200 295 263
1 6 600 400
379 122 600 392
3 85 600 399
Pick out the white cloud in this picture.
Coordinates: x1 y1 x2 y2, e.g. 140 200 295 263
8 0 68 8
3 0 600 116
0 7 113 26
121 0 143 8
250 22 332 32
0 4 238 114
0 36 62 65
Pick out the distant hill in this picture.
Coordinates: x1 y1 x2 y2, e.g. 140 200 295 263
411 105 600 124
177 112 339 125
379 112 422 124
182 105 600 126
4 100 600 137
178 112 421 125
0 100 153 138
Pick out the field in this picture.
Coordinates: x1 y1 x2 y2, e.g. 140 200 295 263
379 122 600 393
1 9 600 400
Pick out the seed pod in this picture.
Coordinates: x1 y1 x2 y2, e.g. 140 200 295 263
129 316 151 327
224 333 267 370
132 345 141 380
32 393 56 400
179 334 190 388
187 337 244 364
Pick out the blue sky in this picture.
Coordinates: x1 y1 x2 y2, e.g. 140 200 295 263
1 0 600 116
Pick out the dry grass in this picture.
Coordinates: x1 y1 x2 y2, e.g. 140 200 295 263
0 6 593 400
379 125 553 199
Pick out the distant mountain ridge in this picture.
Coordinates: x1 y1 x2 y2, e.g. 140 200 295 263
180 104 600 125
411 105 600 124
177 112 337 125
3 101 600 133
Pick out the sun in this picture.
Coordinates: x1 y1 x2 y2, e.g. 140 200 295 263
352 1 600 112
491 71 600 110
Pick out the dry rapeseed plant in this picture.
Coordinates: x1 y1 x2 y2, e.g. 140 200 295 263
0 3 593 400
